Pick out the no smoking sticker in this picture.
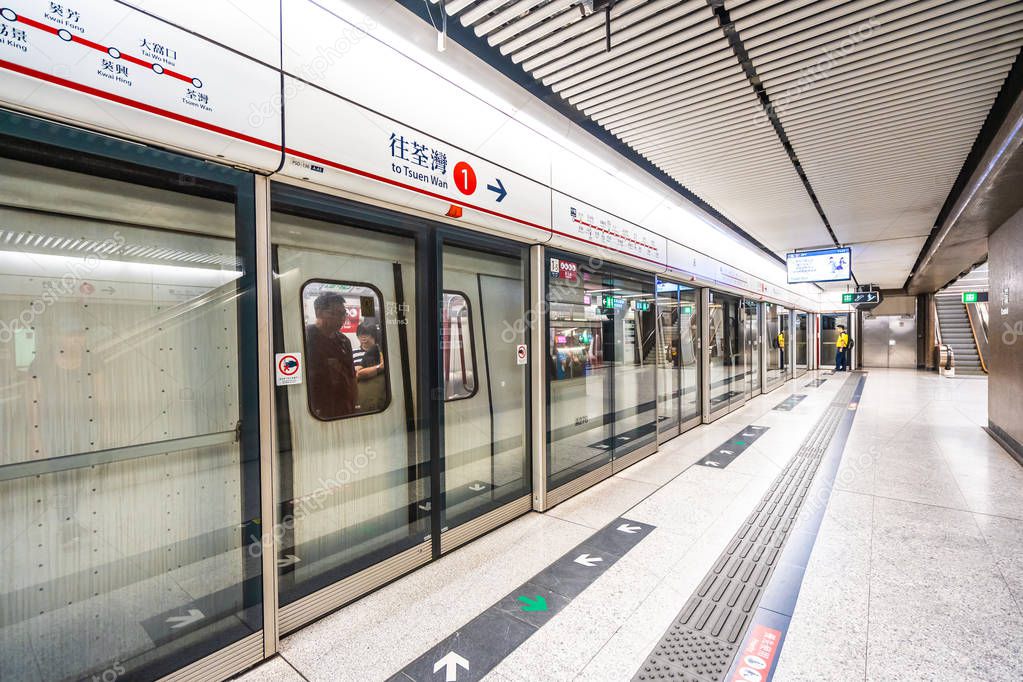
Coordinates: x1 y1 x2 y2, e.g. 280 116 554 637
276 353 302 386
516 344 528 365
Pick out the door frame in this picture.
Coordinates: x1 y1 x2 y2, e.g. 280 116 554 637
268 180 534 635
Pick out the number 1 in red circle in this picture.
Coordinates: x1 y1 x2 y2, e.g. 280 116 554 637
453 161 477 195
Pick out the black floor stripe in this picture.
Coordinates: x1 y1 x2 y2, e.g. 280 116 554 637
633 373 865 682
391 517 655 682
695 425 769 469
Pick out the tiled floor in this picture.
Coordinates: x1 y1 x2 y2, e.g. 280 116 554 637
234 369 1023 682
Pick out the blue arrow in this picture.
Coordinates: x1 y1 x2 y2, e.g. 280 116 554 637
487 178 507 202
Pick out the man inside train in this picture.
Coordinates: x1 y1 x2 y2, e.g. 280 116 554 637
305 292 358 419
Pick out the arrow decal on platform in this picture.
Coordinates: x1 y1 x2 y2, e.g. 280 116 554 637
166 609 204 629
574 553 603 567
434 652 469 681
518 595 548 612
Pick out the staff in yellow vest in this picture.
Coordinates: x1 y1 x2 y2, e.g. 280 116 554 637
836 325 850 372
777 330 785 370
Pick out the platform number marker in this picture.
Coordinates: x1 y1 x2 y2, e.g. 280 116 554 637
453 161 476 195
434 651 469 681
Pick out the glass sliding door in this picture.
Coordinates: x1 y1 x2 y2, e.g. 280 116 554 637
795 311 809 376
270 193 429 620
440 241 530 537
655 281 701 442
705 290 746 419
743 299 762 397
679 288 701 427
0 125 262 681
778 306 792 380
655 282 681 439
545 251 657 498
764 303 785 392
547 254 612 491
820 313 850 370
612 272 657 465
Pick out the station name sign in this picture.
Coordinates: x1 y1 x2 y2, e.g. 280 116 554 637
787 247 852 284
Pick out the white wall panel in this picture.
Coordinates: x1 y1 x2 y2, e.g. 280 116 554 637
121 0 282 67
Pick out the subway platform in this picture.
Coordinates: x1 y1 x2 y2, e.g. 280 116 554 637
234 369 1023 682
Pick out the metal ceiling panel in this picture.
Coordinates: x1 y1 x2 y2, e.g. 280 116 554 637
423 0 1023 288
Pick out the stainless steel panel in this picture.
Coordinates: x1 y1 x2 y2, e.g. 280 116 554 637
888 316 918 369
861 315 890 368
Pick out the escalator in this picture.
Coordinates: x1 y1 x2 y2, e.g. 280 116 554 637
935 295 986 375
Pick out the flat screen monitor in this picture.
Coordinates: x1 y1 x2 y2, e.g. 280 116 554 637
786 247 852 284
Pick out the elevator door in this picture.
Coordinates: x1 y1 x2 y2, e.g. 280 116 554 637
862 314 916 368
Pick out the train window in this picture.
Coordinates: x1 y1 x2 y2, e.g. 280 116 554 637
301 280 390 420
443 291 477 401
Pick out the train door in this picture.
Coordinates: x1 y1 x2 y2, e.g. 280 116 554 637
439 240 531 550
269 185 531 633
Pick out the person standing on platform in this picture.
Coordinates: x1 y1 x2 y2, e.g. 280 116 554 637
836 325 850 371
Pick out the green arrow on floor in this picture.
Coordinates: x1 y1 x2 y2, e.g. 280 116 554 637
518 595 548 612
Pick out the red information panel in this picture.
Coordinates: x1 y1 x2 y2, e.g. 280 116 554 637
730 624 782 682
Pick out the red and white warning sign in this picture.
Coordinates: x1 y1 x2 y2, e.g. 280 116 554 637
730 624 782 682
275 352 302 386
516 343 528 366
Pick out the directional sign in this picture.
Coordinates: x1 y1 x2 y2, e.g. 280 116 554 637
284 87 552 243
697 425 770 468
434 652 469 682
486 178 507 202
617 523 641 534
842 291 880 305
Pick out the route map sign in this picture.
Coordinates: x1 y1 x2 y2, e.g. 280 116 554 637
0 0 281 167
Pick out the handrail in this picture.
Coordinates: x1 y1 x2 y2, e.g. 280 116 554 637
965 302 989 374
0 430 237 482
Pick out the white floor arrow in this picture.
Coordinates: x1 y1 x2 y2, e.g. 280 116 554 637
468 483 486 491
574 553 603 567
166 609 204 629
719 449 734 455
617 523 641 534
434 651 469 682
705 460 720 467
278 554 301 568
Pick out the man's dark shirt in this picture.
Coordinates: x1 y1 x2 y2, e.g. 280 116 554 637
305 324 357 419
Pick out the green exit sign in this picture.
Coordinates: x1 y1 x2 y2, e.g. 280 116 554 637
682 305 694 315
962 292 978 303
842 293 855 304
